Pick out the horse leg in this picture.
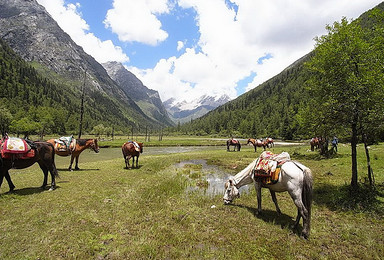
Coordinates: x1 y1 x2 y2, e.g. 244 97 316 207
39 165 49 189
126 155 131 168
269 190 281 215
135 156 139 168
1 170 15 192
68 155 75 171
254 182 263 215
47 164 58 191
74 155 80 170
289 190 309 238
123 155 128 169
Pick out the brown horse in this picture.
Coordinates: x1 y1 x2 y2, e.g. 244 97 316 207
266 137 274 148
310 137 321 151
247 138 266 152
122 141 143 168
227 139 241 151
47 138 99 171
0 141 59 192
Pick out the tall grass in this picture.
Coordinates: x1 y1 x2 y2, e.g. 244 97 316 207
0 142 383 259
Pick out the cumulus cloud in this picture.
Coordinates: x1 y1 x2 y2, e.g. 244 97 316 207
37 0 382 102
36 0 129 63
104 0 170 45
134 0 382 101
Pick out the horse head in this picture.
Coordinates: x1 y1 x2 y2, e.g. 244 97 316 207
223 178 240 204
90 139 100 153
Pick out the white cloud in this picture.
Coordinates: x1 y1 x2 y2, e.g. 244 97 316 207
177 41 185 51
134 0 382 102
36 0 129 63
104 0 170 45
37 0 383 103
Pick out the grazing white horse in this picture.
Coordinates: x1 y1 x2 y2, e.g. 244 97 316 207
223 152 313 238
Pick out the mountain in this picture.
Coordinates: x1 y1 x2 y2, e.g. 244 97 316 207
164 94 231 124
102 61 174 126
0 0 171 133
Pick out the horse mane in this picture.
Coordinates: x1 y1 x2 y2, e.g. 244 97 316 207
76 139 88 146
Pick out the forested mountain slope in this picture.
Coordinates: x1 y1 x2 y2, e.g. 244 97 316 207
178 3 384 140
0 0 171 135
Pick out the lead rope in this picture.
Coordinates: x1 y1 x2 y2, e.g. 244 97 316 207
291 160 305 173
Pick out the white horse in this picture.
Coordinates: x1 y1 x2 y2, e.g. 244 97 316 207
223 153 313 238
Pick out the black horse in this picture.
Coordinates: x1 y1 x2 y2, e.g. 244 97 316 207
227 139 241 151
0 141 59 192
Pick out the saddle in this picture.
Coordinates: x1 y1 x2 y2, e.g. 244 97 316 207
252 151 290 185
53 136 76 153
0 136 35 159
128 141 140 152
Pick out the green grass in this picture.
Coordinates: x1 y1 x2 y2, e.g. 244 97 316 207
0 142 383 259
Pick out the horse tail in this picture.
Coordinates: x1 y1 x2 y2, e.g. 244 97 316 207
48 142 60 178
302 168 313 231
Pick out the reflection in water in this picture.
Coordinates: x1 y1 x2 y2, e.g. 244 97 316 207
175 159 250 197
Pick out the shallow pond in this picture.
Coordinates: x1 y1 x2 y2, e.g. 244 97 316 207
54 146 224 168
174 159 250 197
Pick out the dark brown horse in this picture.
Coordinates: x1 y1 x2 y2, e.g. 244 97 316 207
47 138 99 171
247 138 266 152
227 139 241 151
122 141 143 168
0 141 59 192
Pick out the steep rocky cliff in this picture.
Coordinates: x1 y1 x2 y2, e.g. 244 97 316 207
0 0 171 128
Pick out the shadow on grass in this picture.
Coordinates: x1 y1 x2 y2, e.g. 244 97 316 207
314 183 384 215
228 204 301 235
57 168 100 171
123 165 143 170
1 186 60 196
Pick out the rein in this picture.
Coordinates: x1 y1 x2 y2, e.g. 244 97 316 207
291 160 305 173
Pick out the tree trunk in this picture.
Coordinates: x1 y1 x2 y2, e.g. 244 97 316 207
363 133 374 186
351 118 358 189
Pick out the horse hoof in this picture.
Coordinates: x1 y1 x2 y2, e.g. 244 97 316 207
49 187 55 191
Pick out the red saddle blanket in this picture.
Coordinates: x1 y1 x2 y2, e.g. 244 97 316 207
253 151 290 184
0 137 35 159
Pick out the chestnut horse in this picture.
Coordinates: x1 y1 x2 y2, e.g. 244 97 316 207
266 137 274 148
227 139 241 151
122 141 143 168
47 138 99 171
247 138 266 152
0 141 59 192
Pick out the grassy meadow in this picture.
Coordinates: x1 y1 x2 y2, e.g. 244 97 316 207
0 139 383 259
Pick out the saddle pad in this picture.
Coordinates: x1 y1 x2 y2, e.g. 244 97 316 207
1 137 30 154
253 151 290 185
1 149 35 159
54 137 76 152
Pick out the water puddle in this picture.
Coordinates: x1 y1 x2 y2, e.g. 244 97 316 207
174 159 250 197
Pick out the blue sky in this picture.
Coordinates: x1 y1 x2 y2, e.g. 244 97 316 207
36 0 382 103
